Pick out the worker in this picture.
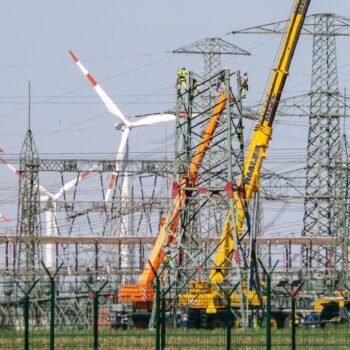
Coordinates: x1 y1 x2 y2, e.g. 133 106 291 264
236 123 244 150
164 247 173 267
176 67 188 92
181 311 189 329
240 72 249 98
191 78 200 95
253 316 259 329
216 71 225 91
121 314 129 330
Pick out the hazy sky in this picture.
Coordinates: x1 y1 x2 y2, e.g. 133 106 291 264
1 0 350 233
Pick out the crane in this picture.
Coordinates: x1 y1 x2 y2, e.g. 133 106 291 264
179 0 311 312
119 85 232 305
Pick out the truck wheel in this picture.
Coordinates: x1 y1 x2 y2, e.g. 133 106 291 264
212 318 225 328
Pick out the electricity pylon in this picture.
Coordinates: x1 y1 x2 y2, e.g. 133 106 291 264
173 37 250 80
231 14 350 275
15 85 42 273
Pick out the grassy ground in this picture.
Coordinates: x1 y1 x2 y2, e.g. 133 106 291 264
0 325 350 349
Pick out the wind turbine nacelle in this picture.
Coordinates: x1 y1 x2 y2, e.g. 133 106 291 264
115 122 125 130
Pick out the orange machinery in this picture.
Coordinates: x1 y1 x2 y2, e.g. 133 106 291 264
119 86 231 305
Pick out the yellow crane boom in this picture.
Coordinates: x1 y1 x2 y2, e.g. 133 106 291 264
210 0 311 284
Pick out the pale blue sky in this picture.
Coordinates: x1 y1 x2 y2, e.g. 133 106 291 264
1 0 350 237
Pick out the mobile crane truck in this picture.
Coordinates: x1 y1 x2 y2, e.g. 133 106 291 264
178 0 311 327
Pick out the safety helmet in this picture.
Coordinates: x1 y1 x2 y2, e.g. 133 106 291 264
244 72 248 76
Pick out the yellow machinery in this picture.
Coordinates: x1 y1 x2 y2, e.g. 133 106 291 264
314 293 350 312
179 0 311 312
119 90 231 305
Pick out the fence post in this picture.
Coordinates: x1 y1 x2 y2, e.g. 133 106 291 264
24 293 29 350
148 260 161 350
94 291 99 350
258 259 278 350
155 274 160 350
219 282 239 350
266 274 271 350
291 296 296 350
226 296 232 350
16 279 40 350
42 261 63 350
50 278 55 350
284 281 303 350
161 292 166 350
85 279 108 350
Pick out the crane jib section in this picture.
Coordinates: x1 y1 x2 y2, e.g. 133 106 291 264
119 88 230 303
210 0 311 285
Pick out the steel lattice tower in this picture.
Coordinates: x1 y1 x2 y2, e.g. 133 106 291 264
231 14 350 272
172 38 250 242
302 14 340 268
15 92 41 272
171 38 251 321
173 38 250 109
173 37 250 80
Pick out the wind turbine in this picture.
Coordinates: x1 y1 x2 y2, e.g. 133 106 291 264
0 151 100 267
69 50 176 269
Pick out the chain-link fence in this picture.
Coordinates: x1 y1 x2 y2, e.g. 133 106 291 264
1 276 350 350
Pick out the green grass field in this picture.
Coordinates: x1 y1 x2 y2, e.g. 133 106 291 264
0 325 350 349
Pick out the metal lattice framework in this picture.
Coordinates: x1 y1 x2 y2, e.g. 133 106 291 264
173 37 250 111
0 153 174 273
158 69 250 320
303 14 343 249
172 38 250 80
15 127 41 272
172 39 250 281
231 13 350 273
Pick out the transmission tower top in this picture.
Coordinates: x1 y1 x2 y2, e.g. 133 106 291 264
28 81 31 131
172 37 250 56
21 82 38 160
230 14 350 36
172 37 250 89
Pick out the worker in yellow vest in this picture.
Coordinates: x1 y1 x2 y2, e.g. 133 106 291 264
164 247 173 267
176 68 188 92
240 72 249 98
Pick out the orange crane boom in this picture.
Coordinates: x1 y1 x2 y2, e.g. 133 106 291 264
119 88 230 303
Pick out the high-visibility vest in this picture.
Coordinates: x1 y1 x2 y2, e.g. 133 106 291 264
165 253 172 263
177 70 188 80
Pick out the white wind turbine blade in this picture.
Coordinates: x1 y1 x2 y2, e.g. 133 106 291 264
0 155 19 175
69 50 131 128
130 114 176 128
39 185 55 199
0 213 10 222
44 205 60 268
44 210 54 267
52 163 100 201
104 127 130 203
0 152 54 199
